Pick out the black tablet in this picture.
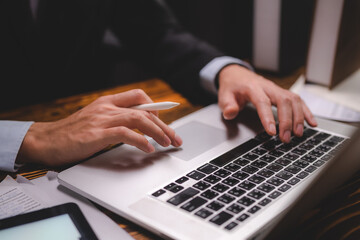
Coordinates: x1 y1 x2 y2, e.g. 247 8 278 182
0 202 98 240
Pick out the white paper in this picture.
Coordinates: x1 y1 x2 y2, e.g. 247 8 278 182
291 75 360 122
0 173 133 240
305 68 360 112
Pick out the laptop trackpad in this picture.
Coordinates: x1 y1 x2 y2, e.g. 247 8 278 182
169 121 227 161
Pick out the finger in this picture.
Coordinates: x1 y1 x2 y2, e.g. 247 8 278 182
302 101 318 127
111 89 153 108
218 88 240 120
103 126 155 153
250 92 277 136
291 94 305 137
149 113 182 147
110 110 172 147
276 96 293 143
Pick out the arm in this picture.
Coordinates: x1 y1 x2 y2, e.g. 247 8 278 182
15 90 182 167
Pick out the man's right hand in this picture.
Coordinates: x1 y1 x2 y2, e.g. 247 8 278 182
16 89 182 167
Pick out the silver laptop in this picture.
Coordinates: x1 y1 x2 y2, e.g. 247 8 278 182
58 104 358 240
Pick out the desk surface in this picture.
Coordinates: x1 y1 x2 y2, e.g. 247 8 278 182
1 68 360 239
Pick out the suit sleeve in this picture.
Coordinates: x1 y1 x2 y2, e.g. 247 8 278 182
109 0 224 103
0 121 33 172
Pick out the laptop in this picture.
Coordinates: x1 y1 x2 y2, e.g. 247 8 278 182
58 104 358 240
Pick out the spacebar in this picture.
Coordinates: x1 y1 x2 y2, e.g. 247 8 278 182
210 138 261 167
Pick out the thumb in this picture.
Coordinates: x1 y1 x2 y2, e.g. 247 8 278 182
218 89 240 120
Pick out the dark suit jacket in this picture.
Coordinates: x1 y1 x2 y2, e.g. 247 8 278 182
0 0 222 111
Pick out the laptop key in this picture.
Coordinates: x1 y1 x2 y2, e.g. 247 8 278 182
276 171 293 180
275 158 292 166
291 147 307 156
284 165 301 174
309 149 325 157
238 180 256 190
251 160 268 168
193 181 211 191
228 187 246 197
237 213 250 222
257 169 275 178
201 189 219 200
233 159 250 167
227 203 245 214
225 222 238 231
243 153 259 161
242 165 259 174
288 178 301 185
252 148 267 156
269 191 282 199
224 163 241 172
299 143 315 151
248 205 261 214
152 189 165 197
316 145 331 152
305 165 317 173
269 150 284 157
214 169 232 178
329 136 344 142
267 177 285 186
238 196 255 207
175 176 189 184
169 185 184 193
187 170 206 180
283 153 299 161
210 211 233 226
206 201 225 211
257 183 275 193
211 183 230 193
248 175 266 184
222 177 240 186
195 208 213 219
248 189 265 200
232 171 249 180
301 154 317 163
293 160 309 168
203 175 222 184
180 197 208 212
314 132 330 141
197 163 218 174
260 155 276 163
266 163 283 172
278 184 291 192
167 187 199 206
313 160 325 167
218 194 236 204
259 198 272 206
297 171 309 179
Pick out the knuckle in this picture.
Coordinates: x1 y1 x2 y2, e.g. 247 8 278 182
132 89 147 100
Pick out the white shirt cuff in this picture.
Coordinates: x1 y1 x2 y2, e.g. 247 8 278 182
0 121 34 172
199 56 254 95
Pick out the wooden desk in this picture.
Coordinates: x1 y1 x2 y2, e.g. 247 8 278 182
1 71 360 239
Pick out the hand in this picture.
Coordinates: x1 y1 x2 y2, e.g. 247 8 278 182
217 65 317 143
16 89 182 167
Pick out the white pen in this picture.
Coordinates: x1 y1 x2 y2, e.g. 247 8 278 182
130 101 180 111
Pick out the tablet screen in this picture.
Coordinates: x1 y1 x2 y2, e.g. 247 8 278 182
0 213 80 240
0 203 97 240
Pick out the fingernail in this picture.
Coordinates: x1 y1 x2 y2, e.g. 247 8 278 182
163 135 171 147
296 124 303 135
284 130 291 143
146 142 155 153
269 124 276 135
174 134 183 147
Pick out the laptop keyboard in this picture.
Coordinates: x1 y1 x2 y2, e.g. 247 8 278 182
150 127 348 231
